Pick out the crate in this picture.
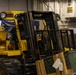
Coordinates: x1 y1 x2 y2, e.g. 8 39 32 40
64 50 76 72
36 55 61 75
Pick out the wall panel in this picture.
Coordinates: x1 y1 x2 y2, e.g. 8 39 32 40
9 0 27 11
0 0 8 12
0 0 33 12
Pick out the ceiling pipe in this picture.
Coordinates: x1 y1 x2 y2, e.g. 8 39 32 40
68 0 72 6
8 0 10 11
26 0 28 11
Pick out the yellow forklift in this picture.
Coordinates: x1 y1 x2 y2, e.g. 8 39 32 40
0 10 76 75
0 11 37 75
0 10 63 75
26 11 64 75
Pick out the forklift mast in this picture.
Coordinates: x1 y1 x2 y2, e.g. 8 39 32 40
25 11 63 60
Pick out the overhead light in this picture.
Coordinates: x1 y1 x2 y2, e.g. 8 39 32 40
0 12 7 19
14 14 18 19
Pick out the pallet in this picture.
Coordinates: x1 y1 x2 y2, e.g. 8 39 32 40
36 55 61 75
58 52 73 75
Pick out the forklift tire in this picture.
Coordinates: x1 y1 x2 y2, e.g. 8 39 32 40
0 58 22 75
0 61 8 75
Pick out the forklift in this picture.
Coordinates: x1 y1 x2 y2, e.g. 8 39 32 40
0 11 37 75
0 10 75 75
0 10 62 75
27 11 64 75
27 11 76 75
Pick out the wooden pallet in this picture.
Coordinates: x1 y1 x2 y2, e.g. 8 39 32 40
36 55 61 75
58 52 73 75
36 52 73 75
